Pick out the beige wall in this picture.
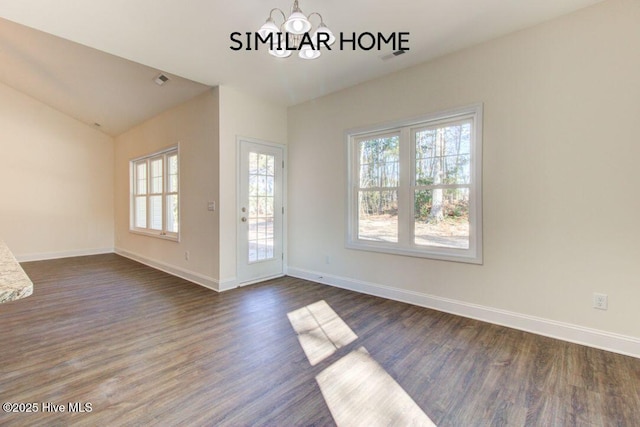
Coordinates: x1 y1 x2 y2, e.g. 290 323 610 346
287 0 640 340
218 86 287 285
0 81 114 260
114 89 220 286
112 86 286 289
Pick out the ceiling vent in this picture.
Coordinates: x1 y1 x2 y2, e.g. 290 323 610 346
380 50 407 61
154 73 170 86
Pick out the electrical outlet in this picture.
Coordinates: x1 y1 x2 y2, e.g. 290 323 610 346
593 293 608 310
325 255 331 264
185 251 190 261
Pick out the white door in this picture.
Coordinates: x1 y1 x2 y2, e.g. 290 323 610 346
237 139 284 285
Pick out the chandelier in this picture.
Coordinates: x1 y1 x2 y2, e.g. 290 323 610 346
258 0 336 60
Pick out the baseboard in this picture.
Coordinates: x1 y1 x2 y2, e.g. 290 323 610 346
287 267 640 359
16 247 114 262
218 277 238 292
115 248 222 292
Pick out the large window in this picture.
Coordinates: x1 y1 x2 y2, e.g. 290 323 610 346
130 146 179 240
347 105 482 263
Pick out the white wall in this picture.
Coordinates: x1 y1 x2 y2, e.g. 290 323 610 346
287 0 640 351
114 89 220 288
0 81 114 260
218 86 287 286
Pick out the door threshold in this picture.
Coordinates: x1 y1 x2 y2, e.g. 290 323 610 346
238 273 285 287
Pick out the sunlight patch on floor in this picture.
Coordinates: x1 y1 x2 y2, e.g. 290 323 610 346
287 300 358 366
288 300 436 426
316 346 436 427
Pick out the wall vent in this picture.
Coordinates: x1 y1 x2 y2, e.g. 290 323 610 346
154 73 170 86
380 50 407 61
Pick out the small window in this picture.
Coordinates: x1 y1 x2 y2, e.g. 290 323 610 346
347 105 482 263
130 146 179 240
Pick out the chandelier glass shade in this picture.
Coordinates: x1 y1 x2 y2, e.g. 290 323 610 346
259 0 335 60
299 44 321 60
285 11 312 35
258 18 280 39
313 23 336 46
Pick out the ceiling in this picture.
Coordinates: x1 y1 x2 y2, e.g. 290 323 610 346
0 17 211 136
0 0 604 136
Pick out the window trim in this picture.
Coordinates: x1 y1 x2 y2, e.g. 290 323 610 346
129 145 180 242
345 104 483 264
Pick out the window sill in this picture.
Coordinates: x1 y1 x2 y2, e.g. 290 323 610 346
129 229 180 242
345 241 482 265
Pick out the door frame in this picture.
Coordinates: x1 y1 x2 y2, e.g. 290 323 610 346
236 136 287 286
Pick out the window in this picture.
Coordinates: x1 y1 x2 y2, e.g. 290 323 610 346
347 104 482 263
130 146 179 240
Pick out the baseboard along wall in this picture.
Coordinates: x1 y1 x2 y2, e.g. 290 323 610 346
114 248 224 292
16 247 114 263
287 267 640 359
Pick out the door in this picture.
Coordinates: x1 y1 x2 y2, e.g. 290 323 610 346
237 139 284 285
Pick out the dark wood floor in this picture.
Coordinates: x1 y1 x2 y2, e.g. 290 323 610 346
1 254 639 426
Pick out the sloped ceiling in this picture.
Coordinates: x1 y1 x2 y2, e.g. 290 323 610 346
0 0 604 136
0 18 211 136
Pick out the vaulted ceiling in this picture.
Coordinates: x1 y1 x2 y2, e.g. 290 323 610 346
0 0 604 136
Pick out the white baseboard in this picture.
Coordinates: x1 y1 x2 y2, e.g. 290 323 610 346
16 247 114 262
218 277 238 292
287 267 640 359
115 248 223 292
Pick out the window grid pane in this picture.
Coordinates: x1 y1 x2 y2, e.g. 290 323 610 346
415 121 472 186
414 187 469 249
135 162 147 195
150 157 163 194
149 195 162 230
166 194 178 233
167 154 178 193
358 135 400 189
358 190 398 243
135 196 147 228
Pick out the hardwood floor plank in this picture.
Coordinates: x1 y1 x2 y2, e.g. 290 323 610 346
1 254 639 426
